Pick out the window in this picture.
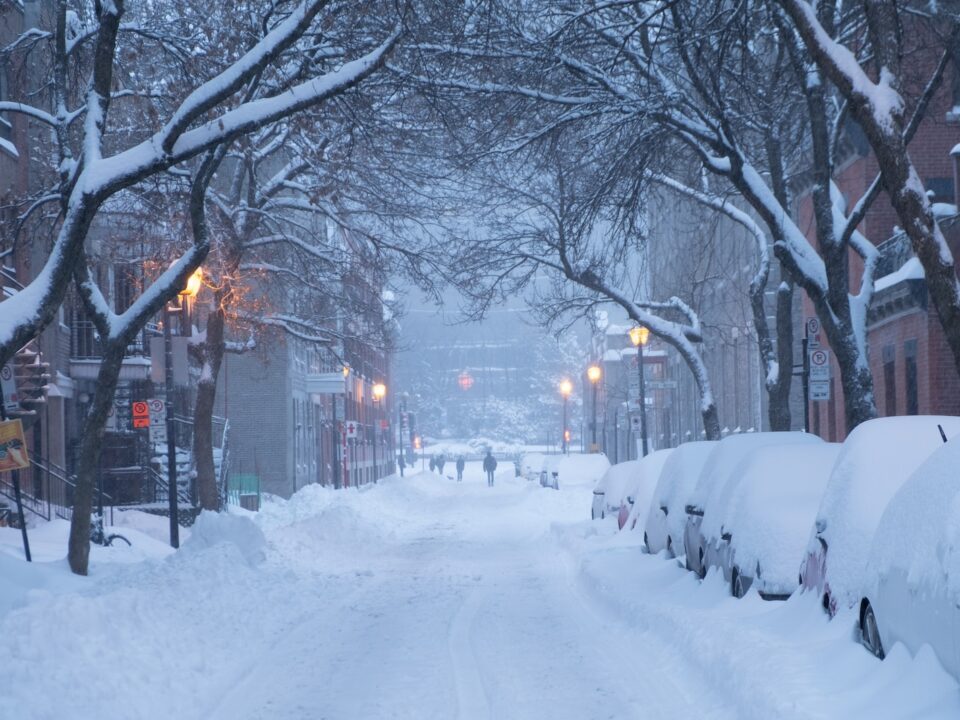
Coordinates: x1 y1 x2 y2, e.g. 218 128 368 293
905 340 918 415
925 177 954 205
0 59 11 144
883 345 896 416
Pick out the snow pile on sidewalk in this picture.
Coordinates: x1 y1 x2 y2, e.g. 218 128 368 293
181 511 267 566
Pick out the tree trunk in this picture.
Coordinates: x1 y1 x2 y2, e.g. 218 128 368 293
67 342 127 575
768 276 796 431
701 400 721 441
193 304 225 511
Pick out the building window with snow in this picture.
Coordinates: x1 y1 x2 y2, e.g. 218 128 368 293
883 345 896 416
904 340 918 416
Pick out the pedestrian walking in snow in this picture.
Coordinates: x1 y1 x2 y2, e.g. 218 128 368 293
483 450 497 487
456 456 465 482
429 456 436 473
436 453 446 476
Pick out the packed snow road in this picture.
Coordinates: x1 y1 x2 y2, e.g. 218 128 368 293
2 460 959 719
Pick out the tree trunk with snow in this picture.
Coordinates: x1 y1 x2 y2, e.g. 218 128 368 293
192 300 226 512
66 341 127 575
780 0 960 392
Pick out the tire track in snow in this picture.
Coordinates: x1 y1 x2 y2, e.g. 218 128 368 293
448 583 491 720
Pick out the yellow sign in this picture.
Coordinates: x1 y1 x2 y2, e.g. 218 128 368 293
0 419 29 471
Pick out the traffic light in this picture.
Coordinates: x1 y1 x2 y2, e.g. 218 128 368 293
413 435 421 450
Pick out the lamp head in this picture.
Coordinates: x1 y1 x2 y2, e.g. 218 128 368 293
372 382 386 401
559 379 573 397
629 325 649 347
587 365 601 383
181 266 203 298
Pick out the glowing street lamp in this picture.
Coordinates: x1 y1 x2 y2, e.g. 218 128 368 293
587 365 601 452
629 325 650 457
372 383 386 482
559 379 573 454
163 263 204 548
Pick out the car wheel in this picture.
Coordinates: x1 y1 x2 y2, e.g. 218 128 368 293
643 531 649 551
860 601 885 659
666 536 673 555
601 510 605 519
698 548 706 580
591 508 596 520
732 567 745 599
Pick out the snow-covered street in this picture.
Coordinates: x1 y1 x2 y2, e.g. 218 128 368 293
3 462 960 720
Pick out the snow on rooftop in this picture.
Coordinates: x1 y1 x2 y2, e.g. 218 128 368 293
874 257 925 292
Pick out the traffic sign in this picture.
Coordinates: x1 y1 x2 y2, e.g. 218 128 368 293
806 316 821 348
810 381 830 401
1 363 17 412
132 401 150 429
809 349 830 381
345 421 359 439
148 399 167 443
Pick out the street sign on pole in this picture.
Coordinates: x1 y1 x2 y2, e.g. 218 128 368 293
810 381 831 401
345 420 359 439
132 401 150 429
806 316 822 348
148 399 167 443
1 363 17 412
809 348 830 381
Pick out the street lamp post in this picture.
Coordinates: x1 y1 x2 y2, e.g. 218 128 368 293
559 379 572 454
372 382 386 482
587 365 601 453
163 266 203 548
629 325 650 457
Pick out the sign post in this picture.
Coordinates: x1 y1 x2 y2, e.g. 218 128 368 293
0 412 31 561
148 399 167 443
809 348 831 401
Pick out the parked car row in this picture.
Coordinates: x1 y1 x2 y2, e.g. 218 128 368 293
591 416 960 678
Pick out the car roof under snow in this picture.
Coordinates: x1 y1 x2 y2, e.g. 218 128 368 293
813 415 960 609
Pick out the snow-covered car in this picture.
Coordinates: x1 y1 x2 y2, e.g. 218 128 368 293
800 416 960 616
700 442 840 599
859 435 960 675
643 441 717 556
683 432 822 579
591 449 673 527
540 455 560 490
522 453 546 482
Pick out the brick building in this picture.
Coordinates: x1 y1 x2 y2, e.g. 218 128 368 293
800 42 960 441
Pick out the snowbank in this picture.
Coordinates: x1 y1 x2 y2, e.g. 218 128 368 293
812 416 960 610
182 511 267 566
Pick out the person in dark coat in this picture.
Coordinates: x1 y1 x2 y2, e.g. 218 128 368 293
436 453 446 475
429 456 436 473
483 450 497 487
456 456 465 482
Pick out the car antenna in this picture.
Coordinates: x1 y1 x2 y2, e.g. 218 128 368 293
938 424 948 443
